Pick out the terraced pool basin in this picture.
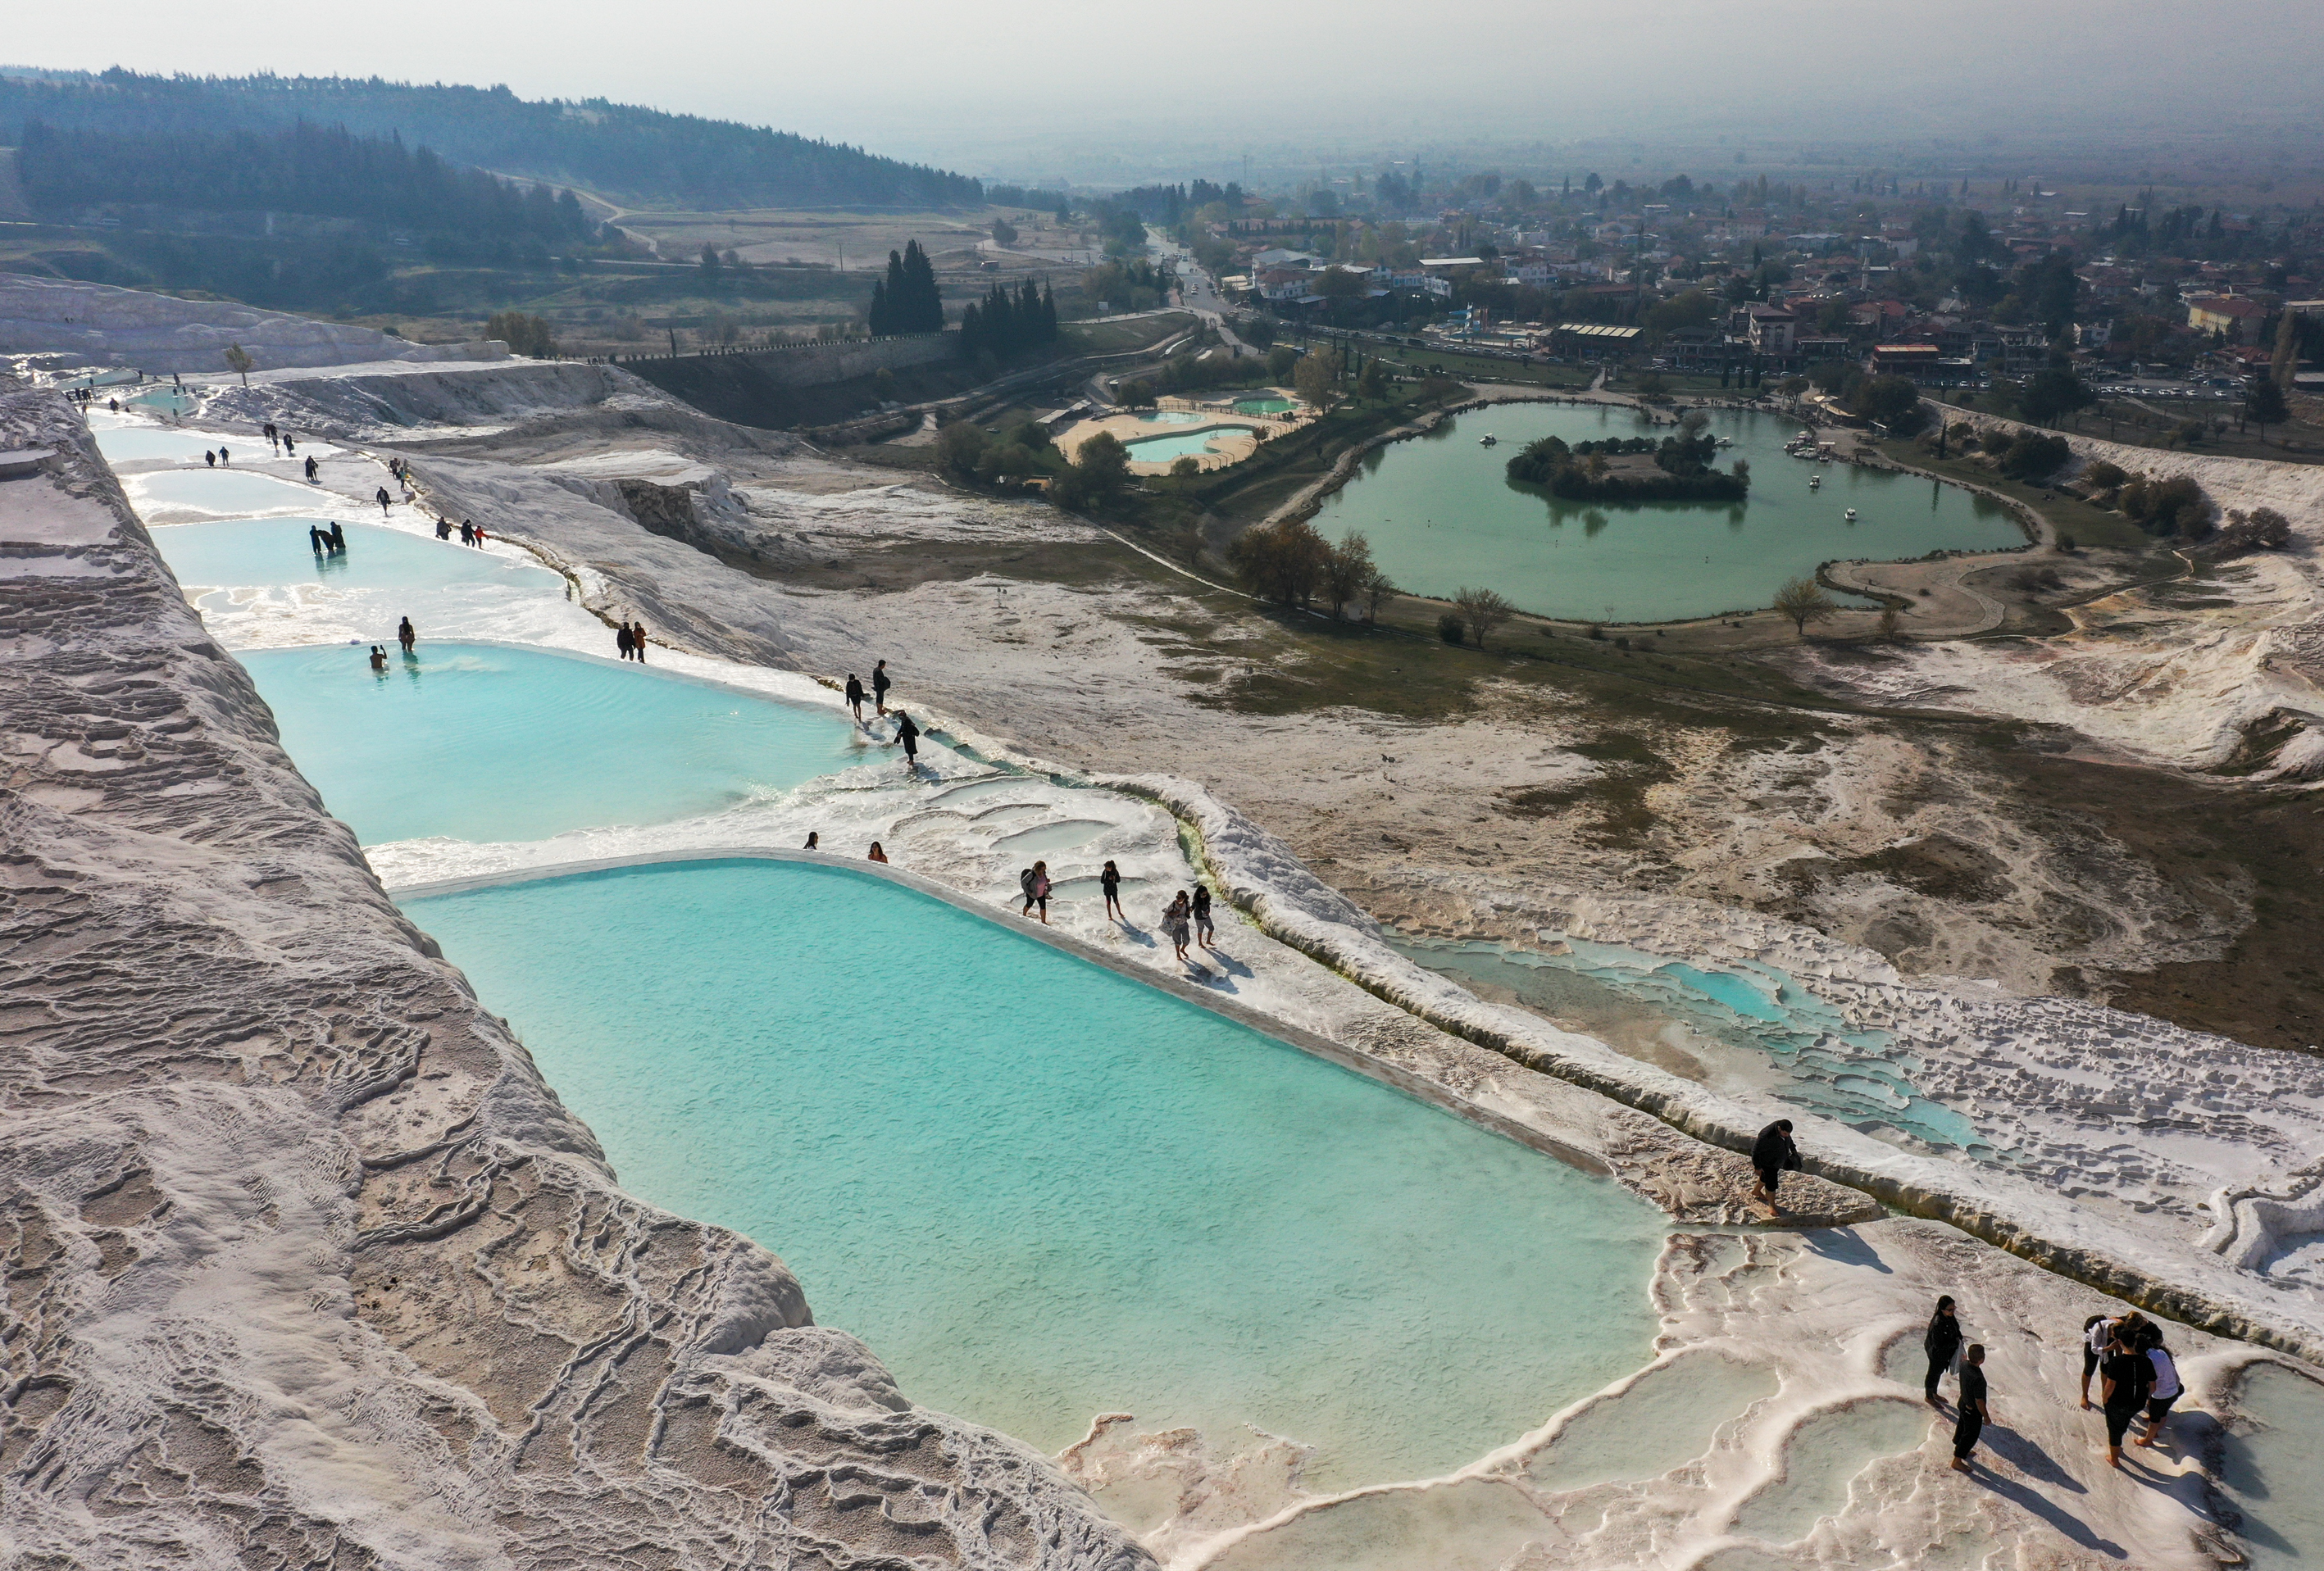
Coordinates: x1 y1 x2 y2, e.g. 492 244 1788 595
402 857 1667 1488
239 643 859 845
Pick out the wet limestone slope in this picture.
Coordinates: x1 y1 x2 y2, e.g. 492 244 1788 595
0 384 1152 1569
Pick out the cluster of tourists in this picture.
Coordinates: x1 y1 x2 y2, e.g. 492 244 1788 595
1917 1297 2184 1478
431 516 490 546
307 522 347 556
614 620 650 661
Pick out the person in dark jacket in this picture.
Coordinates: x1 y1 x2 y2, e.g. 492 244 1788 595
1922 1296 1963 1407
2099 1326 2154 1468
844 673 866 721
1950 1344 1990 1473
894 711 920 770
1751 1119 1799 1212
872 659 892 715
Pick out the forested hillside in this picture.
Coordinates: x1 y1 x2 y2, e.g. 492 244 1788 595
17 120 597 243
0 69 981 209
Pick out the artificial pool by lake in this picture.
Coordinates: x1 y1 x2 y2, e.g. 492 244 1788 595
1125 424 1258 462
402 857 1666 1489
1309 406 2026 621
239 643 859 845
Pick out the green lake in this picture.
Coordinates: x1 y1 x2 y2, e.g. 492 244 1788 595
1309 405 2026 621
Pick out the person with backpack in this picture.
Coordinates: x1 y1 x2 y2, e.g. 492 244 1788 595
872 659 892 715
1020 861 1051 924
1750 1119 1799 1215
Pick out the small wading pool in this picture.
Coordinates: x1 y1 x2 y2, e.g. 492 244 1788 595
156 517 562 606
1232 397 1296 415
1124 424 1258 462
402 858 1666 1489
1136 411 1202 424
98 425 296 465
132 467 325 515
238 642 860 845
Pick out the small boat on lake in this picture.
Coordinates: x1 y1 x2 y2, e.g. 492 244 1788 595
1480 434 1497 447
1844 508 1859 520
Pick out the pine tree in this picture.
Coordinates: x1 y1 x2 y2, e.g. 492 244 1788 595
867 279 892 335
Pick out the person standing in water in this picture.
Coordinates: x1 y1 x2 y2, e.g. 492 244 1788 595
368 645 388 673
844 673 866 721
309 524 326 554
866 842 889 863
1191 883 1217 949
871 659 891 715
328 522 345 553
1922 1296 1963 1408
1100 860 1126 924
398 616 416 655
803 832 820 851
894 711 920 770
1751 1119 1799 1215
1949 1345 1990 1474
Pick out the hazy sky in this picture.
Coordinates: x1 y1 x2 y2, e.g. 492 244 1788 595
11 1 2324 179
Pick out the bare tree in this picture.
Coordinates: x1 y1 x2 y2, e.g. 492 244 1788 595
1454 585 1516 648
1362 567 1399 623
1773 575 1838 637
1321 531 1376 620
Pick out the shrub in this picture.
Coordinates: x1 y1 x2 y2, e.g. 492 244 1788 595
2083 460 2127 490
1614 635 1632 650
1438 612 1465 644
1586 623 1606 640
2057 533 2078 552
1999 433 2072 481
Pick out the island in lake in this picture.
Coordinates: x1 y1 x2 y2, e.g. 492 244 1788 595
1506 410 1751 502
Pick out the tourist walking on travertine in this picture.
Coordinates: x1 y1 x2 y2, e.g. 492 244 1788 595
616 623 634 660
1022 861 1052 924
1192 883 1217 949
304 454 319 483
205 449 216 467
2138 1324 2182 1447
629 621 646 661
1101 860 1126 924
218 445 230 465
398 616 416 655
1949 1345 1989 1473
2079 1311 2144 1409
1922 1296 1962 1408
376 486 392 515
844 673 866 722
894 711 920 770
2099 1325 2153 1469
1165 891 1193 963
1751 1119 1799 1214
872 659 892 715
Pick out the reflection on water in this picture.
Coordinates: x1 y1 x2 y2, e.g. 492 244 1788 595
1312 406 2027 620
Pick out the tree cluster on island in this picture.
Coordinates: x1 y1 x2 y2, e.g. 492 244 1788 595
1505 411 1751 502
865 242 944 335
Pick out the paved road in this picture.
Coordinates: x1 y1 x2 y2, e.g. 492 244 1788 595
1147 229 1256 356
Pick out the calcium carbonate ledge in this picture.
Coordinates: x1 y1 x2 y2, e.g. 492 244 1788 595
1106 770 2324 1367
394 846 1617 1182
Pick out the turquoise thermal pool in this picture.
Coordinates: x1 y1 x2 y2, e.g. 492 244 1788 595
2216 1363 2324 1571
96 425 272 464
1232 396 1297 415
156 517 562 607
403 859 1667 1487
238 643 859 845
1135 410 1202 424
1395 935 1984 1152
1124 424 1258 461
135 467 325 515
1311 405 2025 620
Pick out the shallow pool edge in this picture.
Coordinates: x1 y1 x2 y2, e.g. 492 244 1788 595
396 846 1619 1180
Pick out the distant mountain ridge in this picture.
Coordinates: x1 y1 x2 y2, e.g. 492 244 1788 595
0 67 983 211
